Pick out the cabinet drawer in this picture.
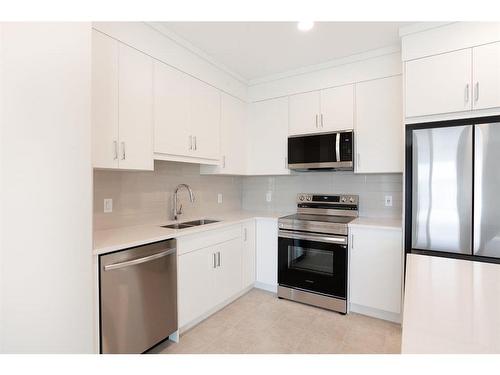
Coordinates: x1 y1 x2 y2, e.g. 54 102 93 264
177 224 241 255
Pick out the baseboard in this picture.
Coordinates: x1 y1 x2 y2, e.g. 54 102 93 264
254 281 277 293
349 303 401 324
179 285 254 334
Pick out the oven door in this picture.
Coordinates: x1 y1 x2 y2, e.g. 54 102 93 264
278 230 347 298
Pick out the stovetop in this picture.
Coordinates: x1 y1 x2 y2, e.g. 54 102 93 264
279 213 356 225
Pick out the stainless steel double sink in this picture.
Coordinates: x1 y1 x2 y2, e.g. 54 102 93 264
161 219 219 230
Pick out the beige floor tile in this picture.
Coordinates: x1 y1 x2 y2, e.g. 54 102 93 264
151 289 402 354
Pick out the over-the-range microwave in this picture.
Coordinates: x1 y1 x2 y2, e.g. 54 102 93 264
287 130 354 171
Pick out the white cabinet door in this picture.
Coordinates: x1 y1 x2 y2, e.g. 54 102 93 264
320 84 354 131
288 91 320 135
242 221 256 288
405 49 472 117
473 41 500 110
247 97 290 175
153 61 191 157
350 227 402 315
118 43 153 170
355 76 403 174
177 246 215 328
189 77 220 160
255 219 278 290
214 238 242 306
91 30 119 169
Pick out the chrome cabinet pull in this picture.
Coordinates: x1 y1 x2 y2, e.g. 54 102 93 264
121 142 126 160
104 248 176 271
320 113 324 128
217 251 221 267
475 82 479 102
244 227 247 242
194 136 197 151
315 114 318 128
222 155 226 168
465 83 470 103
189 135 193 151
213 253 217 268
113 141 118 160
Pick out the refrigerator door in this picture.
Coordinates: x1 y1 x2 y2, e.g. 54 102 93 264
412 125 473 254
473 122 500 258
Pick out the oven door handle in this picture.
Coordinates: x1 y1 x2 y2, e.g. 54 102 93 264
279 230 347 245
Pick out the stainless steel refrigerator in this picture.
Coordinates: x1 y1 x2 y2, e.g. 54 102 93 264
405 117 500 260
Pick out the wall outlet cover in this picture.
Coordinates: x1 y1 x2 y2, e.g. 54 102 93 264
104 198 113 213
217 193 223 204
384 195 393 207
266 191 273 202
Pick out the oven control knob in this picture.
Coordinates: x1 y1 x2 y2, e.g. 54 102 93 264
307 196 312 201
341 197 347 203
349 197 355 203
299 195 305 201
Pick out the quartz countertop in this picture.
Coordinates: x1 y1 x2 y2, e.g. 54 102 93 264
348 216 402 231
402 253 500 353
93 210 290 255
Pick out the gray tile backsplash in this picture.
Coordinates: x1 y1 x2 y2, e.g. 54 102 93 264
94 162 403 230
241 172 403 218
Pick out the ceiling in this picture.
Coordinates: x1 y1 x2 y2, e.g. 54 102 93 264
160 22 411 82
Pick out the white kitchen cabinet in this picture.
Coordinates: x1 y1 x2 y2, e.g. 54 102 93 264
288 85 354 135
92 30 119 169
213 238 243 306
320 85 354 131
255 218 278 292
91 30 153 170
288 91 321 135
118 43 154 170
355 75 403 174
405 49 472 118
200 93 247 175
153 61 191 158
247 97 290 175
153 61 220 163
349 226 403 319
472 41 500 110
242 220 256 288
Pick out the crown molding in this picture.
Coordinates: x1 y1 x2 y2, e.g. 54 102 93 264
398 22 454 37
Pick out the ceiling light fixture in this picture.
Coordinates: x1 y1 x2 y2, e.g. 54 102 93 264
297 21 314 32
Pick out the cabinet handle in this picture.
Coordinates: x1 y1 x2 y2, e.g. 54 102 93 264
189 135 193 151
351 234 354 250
222 155 226 168
244 227 247 242
194 136 197 151
217 251 221 267
121 142 126 160
475 82 479 102
315 114 318 128
320 113 324 128
465 83 470 103
113 141 118 160
213 253 217 268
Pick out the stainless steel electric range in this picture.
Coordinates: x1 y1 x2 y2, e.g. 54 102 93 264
277 193 358 314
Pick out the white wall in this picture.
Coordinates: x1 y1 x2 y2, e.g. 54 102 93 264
0 23 94 353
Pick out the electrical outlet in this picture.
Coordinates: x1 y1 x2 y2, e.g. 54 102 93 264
266 191 273 202
217 193 223 204
385 195 393 207
104 198 113 213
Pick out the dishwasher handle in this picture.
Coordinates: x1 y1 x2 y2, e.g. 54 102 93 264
104 248 176 271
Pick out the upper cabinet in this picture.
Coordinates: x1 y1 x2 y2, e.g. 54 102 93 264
288 84 354 136
153 61 220 164
200 93 247 175
472 41 500 110
247 97 290 175
405 41 500 118
91 30 153 171
355 76 403 174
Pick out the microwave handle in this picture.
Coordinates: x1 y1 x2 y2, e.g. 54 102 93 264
335 133 340 162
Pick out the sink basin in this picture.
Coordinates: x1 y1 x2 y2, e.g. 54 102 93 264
161 219 219 230
181 219 219 226
161 223 193 230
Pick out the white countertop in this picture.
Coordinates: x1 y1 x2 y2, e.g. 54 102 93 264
402 254 500 353
348 216 402 231
93 210 289 255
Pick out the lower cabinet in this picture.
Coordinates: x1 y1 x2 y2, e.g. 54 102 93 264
349 226 403 322
255 218 278 292
177 222 255 329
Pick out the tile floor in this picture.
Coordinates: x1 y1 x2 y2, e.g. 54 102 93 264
150 289 402 354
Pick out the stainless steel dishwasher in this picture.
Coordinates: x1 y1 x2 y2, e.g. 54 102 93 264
99 239 177 354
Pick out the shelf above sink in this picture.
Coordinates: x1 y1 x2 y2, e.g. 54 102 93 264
161 219 220 230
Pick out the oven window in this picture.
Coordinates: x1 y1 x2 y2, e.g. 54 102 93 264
288 245 334 276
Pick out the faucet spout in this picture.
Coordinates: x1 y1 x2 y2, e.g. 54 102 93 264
173 184 195 221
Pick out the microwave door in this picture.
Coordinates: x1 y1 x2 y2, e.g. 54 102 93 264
411 125 473 254
473 122 500 258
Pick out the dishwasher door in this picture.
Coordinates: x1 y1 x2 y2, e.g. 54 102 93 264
100 239 177 354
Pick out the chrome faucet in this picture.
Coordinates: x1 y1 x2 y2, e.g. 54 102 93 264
173 184 195 221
